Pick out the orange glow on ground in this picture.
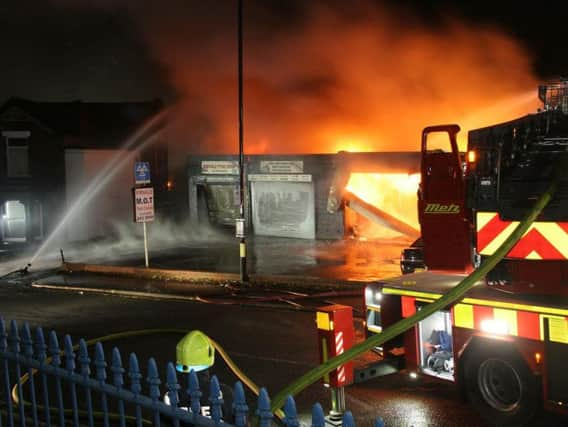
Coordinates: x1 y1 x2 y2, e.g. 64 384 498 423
345 172 420 238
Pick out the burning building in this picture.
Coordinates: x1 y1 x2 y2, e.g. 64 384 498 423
187 151 421 240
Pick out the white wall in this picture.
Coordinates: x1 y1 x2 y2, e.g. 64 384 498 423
65 149 134 242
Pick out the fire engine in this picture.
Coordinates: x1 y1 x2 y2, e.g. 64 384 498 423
365 80 568 426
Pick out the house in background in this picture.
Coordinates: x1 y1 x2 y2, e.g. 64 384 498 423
0 97 167 245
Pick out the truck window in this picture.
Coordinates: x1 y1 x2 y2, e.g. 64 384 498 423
425 132 453 153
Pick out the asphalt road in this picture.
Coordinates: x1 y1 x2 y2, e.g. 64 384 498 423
0 236 566 426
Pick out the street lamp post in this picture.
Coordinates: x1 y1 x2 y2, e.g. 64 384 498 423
236 0 248 283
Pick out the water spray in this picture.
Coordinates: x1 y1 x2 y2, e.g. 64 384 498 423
29 108 169 266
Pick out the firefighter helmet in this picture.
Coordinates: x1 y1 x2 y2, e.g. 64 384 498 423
175 330 215 373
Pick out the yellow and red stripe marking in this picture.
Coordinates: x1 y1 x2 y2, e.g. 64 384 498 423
393 291 568 344
454 303 567 343
335 331 346 384
476 212 568 259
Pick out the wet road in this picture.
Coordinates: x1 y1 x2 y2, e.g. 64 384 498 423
0 234 408 281
0 277 481 427
0 236 566 426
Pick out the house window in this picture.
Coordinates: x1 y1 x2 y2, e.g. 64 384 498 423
3 131 31 177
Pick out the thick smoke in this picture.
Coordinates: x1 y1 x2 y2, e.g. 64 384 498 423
132 1 539 156
52 1 538 157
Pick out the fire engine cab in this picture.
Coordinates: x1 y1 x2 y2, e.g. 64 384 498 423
365 80 568 426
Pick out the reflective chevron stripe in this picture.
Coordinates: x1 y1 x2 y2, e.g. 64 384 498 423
476 212 568 259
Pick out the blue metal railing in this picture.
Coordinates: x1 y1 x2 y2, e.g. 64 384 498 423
0 316 386 426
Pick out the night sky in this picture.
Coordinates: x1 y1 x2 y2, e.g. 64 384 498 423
1 1 565 102
1 1 566 155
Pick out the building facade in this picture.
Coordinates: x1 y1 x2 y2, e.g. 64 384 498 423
0 97 167 244
187 152 421 240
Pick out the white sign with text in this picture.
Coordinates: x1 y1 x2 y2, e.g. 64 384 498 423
134 187 155 223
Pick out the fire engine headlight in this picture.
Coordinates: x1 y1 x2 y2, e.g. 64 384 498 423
480 319 509 335
365 288 382 304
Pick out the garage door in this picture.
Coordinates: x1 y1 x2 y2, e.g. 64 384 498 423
250 180 315 239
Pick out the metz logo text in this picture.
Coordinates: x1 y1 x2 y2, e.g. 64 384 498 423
424 203 460 214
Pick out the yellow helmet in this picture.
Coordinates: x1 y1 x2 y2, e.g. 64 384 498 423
176 330 215 373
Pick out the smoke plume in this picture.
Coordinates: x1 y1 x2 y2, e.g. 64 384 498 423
53 1 539 157
132 1 539 156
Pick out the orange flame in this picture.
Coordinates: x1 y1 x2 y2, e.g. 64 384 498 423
346 172 420 238
133 1 539 168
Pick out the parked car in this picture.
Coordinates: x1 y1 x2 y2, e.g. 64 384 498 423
400 237 425 274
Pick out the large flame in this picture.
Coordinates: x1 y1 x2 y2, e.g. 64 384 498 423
345 172 420 238
59 1 540 168
145 1 539 163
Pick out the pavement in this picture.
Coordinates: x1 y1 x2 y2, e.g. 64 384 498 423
0 233 400 393
3 235 567 426
1 233 411 298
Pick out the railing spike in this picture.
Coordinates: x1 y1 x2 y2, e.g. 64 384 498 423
34 327 47 363
64 335 80 426
64 335 76 372
111 347 125 389
78 339 94 427
21 322 34 358
22 322 39 427
48 330 61 366
0 316 6 353
343 411 355 427
283 395 299 427
94 342 107 383
209 375 223 423
166 362 180 409
311 403 326 427
8 319 20 354
111 347 126 426
233 381 248 427
48 331 65 425
94 342 110 426
256 388 273 427
146 358 161 401
78 339 91 377
188 369 202 416
128 353 142 395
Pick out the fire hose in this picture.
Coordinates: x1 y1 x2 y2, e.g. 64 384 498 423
10 328 285 424
9 160 565 420
10 175 560 422
270 177 560 413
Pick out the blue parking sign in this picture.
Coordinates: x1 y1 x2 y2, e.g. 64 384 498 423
135 162 151 184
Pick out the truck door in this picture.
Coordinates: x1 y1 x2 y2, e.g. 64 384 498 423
419 125 472 272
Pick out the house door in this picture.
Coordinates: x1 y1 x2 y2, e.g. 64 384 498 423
2 200 27 241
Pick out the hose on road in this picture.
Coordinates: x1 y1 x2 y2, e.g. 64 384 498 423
270 177 559 413
11 327 285 424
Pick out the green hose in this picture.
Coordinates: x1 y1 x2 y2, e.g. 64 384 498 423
270 179 558 413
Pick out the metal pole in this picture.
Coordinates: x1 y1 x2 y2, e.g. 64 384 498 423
237 0 248 282
143 222 149 268
327 386 346 425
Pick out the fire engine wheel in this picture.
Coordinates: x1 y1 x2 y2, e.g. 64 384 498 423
464 346 539 427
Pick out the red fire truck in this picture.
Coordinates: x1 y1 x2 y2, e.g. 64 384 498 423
364 80 568 426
